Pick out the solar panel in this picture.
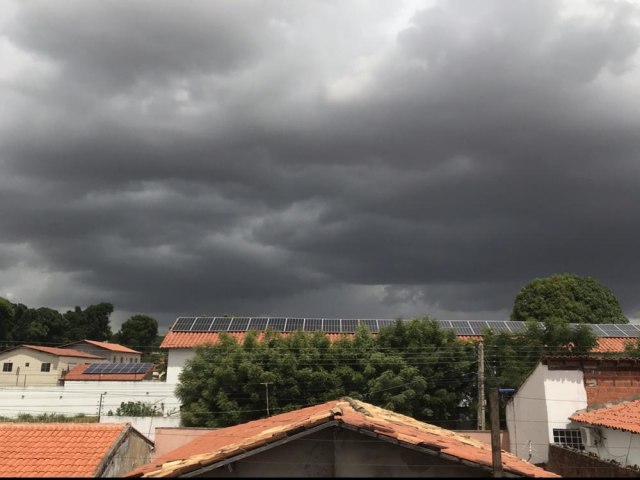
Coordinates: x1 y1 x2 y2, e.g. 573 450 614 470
342 319 358 333
583 324 606 336
192 317 214 331
172 317 196 331
616 324 640 337
248 317 268 331
378 319 395 330
85 363 104 374
228 317 250 331
590 324 624 337
360 319 379 333
487 321 511 333
437 320 453 329
450 321 474 335
304 318 323 332
323 319 340 332
267 318 286 331
506 322 527 333
468 321 489 335
210 317 232 331
284 318 304 332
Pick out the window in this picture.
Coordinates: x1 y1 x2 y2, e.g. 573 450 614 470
25 363 30 367
2 363 12 372
120 356 124 363
41 363 51 372
553 428 583 450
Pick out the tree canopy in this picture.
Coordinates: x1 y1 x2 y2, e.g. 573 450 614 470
511 273 627 324
176 317 478 429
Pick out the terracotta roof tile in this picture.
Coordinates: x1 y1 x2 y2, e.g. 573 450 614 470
60 340 141 354
571 399 640 433
161 331 633 354
126 398 557 478
62 363 154 382
22 345 105 359
0 423 128 477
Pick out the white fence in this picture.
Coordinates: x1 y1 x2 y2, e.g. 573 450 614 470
0 381 181 419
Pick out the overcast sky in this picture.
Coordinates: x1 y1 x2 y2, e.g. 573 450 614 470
2 0 640 331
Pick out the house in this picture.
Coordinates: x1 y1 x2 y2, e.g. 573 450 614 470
505 355 640 466
161 316 640 384
60 339 142 363
61 362 155 383
126 397 557 478
0 422 154 477
0 345 107 387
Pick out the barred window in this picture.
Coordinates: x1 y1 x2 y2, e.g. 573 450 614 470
553 428 583 449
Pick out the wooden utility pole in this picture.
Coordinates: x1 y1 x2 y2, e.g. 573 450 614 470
477 342 485 430
489 387 503 477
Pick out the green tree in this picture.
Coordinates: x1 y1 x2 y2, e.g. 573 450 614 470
0 297 15 345
115 315 159 357
115 401 162 417
63 302 114 341
511 273 627 324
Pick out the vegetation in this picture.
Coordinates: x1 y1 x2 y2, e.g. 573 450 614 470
0 413 98 423
511 273 627 324
110 401 164 417
0 297 162 355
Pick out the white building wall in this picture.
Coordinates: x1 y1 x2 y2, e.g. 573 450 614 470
506 363 587 465
99 415 181 442
580 427 640 468
166 349 194 384
0 381 181 418
506 363 549 464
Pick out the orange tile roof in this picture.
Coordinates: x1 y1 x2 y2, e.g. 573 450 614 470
22 345 105 359
161 330 634 354
0 423 128 477
62 363 154 382
126 398 557 478
570 399 640 433
160 331 345 348
592 337 635 353
62 340 141 354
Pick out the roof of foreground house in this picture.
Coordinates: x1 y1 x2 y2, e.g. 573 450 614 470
61 339 141 354
0 423 138 477
570 399 640 434
126 398 557 478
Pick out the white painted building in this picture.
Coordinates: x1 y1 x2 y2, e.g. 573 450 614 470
505 359 587 465
505 356 640 466
0 345 107 387
568 399 640 468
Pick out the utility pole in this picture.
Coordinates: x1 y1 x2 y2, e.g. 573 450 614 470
98 392 107 419
477 342 485 430
489 387 503 478
260 382 272 417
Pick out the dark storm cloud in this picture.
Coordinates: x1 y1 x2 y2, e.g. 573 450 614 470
2 0 640 329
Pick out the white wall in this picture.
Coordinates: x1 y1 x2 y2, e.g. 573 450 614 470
580 426 640 468
166 349 194 384
0 381 181 418
506 363 549 464
506 363 587 465
100 415 181 442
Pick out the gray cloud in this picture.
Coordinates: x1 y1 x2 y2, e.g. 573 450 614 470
2 0 640 330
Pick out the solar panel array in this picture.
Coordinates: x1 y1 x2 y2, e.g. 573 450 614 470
84 362 153 375
169 317 640 337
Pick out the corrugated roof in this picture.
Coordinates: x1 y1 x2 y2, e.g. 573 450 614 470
0 423 128 477
62 363 153 382
570 399 640 433
125 398 557 478
22 345 105 359
62 340 141 354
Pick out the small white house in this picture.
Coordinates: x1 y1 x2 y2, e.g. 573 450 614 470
505 356 640 466
0 345 106 386
569 399 640 468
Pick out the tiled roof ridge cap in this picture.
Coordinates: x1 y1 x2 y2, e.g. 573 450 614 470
342 396 372 417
